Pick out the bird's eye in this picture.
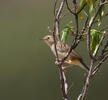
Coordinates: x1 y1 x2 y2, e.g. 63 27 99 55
47 37 50 39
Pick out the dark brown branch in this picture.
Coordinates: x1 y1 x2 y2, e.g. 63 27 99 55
77 3 87 14
82 17 89 33
65 0 75 15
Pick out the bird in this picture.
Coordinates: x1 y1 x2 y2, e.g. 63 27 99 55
41 34 89 72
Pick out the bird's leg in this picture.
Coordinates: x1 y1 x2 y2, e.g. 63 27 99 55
55 58 62 65
62 64 74 72
55 59 74 72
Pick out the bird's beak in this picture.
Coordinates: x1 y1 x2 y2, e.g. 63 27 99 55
40 38 48 40
40 38 44 40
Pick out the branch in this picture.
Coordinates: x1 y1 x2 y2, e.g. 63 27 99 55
54 0 65 40
65 0 75 15
81 60 94 100
77 1 108 100
59 0 80 66
53 0 69 100
86 2 106 60
92 38 108 76
59 67 68 100
93 32 106 57
77 3 87 14
92 54 108 76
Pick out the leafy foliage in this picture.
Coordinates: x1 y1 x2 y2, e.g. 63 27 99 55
60 26 70 43
90 29 104 55
79 0 105 26
60 22 74 43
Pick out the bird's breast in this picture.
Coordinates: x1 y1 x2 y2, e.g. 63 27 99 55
51 44 67 58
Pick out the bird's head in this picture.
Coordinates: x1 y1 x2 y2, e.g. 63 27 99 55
41 35 55 47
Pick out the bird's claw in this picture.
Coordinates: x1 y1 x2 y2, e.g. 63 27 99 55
55 59 62 65
62 67 67 73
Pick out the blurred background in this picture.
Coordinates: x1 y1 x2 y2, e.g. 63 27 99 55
0 0 108 100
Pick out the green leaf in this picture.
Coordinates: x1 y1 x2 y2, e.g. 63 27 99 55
79 0 96 26
90 29 103 55
60 26 70 43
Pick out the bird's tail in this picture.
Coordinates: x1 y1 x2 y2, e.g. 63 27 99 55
65 59 89 72
79 59 89 72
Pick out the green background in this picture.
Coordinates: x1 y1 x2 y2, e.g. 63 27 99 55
0 0 108 100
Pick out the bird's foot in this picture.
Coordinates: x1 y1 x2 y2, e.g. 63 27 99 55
62 66 67 72
62 65 74 72
55 59 62 65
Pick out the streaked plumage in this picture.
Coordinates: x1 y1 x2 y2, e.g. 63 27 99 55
41 35 89 71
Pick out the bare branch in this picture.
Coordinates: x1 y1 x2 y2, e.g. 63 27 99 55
65 0 75 15
92 38 108 76
54 0 58 16
77 3 87 14
54 0 65 40
53 0 69 100
92 54 108 76
77 1 108 100
58 67 68 100
80 60 94 100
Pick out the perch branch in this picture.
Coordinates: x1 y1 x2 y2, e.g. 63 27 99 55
53 0 69 100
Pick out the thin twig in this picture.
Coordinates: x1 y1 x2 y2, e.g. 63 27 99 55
59 67 68 100
92 38 108 75
58 0 80 65
82 17 89 34
81 60 94 100
77 1 108 100
93 32 106 57
87 2 106 60
65 0 75 15
53 0 69 100
92 54 108 76
54 0 65 40
77 3 87 14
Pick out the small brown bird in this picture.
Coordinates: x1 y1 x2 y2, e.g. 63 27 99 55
41 34 89 71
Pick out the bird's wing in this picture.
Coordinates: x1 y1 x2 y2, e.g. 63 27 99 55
56 41 69 53
56 41 82 59
70 50 82 60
